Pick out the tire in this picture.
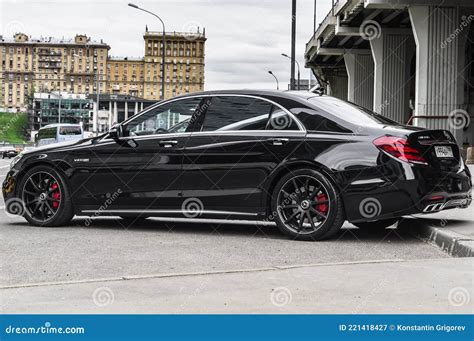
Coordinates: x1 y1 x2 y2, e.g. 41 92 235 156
271 168 345 241
353 218 398 229
16 165 74 227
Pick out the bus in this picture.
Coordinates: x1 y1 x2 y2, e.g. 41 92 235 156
36 124 84 147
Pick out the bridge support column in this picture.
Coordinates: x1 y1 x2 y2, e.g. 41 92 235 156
370 29 415 123
409 6 467 143
344 52 374 110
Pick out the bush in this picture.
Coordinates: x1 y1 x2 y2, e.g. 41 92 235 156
0 112 28 143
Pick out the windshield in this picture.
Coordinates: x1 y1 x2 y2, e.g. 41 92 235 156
308 97 401 126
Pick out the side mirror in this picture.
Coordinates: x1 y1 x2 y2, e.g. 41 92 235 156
109 125 123 140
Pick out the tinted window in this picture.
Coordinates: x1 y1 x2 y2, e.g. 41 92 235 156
297 112 352 133
308 96 399 126
38 127 57 139
125 98 202 136
267 107 300 131
201 96 272 131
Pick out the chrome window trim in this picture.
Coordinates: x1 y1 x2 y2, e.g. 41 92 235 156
116 93 306 141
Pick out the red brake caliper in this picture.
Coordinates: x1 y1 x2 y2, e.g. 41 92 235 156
51 182 61 209
316 193 328 215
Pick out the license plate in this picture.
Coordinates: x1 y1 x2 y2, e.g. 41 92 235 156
435 146 453 158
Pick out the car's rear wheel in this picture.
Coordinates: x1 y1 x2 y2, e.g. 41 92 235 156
352 218 399 229
17 165 74 227
271 169 345 241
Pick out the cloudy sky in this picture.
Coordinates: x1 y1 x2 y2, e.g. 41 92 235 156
1 0 332 90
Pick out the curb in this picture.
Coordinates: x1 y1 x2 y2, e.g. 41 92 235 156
403 218 474 257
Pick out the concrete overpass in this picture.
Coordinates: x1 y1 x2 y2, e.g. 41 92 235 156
305 0 473 149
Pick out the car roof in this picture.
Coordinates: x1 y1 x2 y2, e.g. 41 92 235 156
42 123 82 128
171 89 322 102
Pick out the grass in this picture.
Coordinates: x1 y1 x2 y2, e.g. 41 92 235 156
0 112 28 144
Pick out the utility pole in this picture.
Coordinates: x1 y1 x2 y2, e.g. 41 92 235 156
313 0 317 33
290 0 297 90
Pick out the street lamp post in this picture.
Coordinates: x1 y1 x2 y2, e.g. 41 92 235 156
282 53 300 90
128 3 166 100
268 71 279 90
58 92 62 124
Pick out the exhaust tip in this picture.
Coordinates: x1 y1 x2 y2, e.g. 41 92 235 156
466 147 474 165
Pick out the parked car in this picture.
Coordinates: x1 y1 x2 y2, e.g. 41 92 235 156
1 147 18 159
2 90 472 240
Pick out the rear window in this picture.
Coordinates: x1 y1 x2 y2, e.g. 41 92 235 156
59 126 82 135
308 97 399 126
38 127 57 139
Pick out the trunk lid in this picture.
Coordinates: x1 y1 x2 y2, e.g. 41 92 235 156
407 130 461 172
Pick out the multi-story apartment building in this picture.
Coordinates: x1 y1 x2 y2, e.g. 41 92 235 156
109 29 206 100
108 57 144 98
0 33 109 110
0 29 206 110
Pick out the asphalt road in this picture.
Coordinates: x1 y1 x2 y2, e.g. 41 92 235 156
0 157 472 313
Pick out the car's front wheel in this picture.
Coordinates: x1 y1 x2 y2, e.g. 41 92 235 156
271 169 345 241
16 165 74 226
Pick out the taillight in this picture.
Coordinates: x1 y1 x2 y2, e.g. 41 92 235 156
373 136 427 165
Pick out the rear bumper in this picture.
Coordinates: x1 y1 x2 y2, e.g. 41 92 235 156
341 161 472 223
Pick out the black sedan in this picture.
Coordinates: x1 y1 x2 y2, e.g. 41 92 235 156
2 90 472 240
2 148 18 159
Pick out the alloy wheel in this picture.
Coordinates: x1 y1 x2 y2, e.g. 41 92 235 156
277 175 330 234
21 171 62 223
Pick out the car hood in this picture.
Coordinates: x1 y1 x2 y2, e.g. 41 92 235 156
23 138 94 156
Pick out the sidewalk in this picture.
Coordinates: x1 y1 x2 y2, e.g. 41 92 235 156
1 258 471 314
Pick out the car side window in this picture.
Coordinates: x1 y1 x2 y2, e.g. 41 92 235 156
296 111 352 133
267 107 300 131
200 96 273 132
123 97 202 137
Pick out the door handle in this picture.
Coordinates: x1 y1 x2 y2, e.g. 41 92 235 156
267 138 289 146
159 140 178 148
